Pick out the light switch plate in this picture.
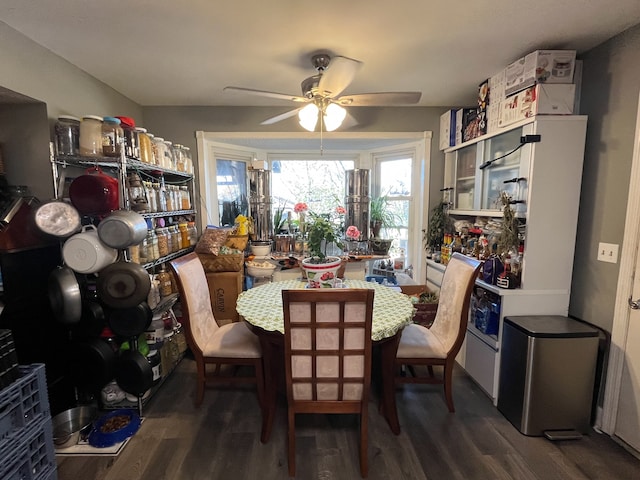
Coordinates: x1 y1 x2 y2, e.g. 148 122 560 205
597 242 619 263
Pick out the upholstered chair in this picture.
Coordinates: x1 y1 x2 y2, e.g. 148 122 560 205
282 288 375 478
169 252 264 409
395 253 481 412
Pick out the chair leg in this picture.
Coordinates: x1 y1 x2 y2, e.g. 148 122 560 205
195 360 206 407
287 409 296 477
443 361 455 413
360 409 369 478
427 365 435 377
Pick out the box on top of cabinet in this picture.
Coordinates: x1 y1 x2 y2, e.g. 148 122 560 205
505 50 576 96
498 83 576 128
455 108 475 145
439 109 457 150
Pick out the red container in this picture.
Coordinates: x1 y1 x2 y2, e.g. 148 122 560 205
69 166 119 215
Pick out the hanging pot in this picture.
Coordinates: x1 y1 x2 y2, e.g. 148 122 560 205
69 337 116 391
62 225 119 274
69 166 120 216
48 266 82 325
107 301 153 338
115 349 153 396
33 200 82 238
72 301 107 339
97 210 148 249
97 261 151 308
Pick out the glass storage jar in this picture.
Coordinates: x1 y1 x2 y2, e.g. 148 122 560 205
136 127 153 164
151 136 165 167
157 265 173 298
187 222 198 246
180 186 191 210
101 116 123 157
164 141 176 170
156 227 169 257
55 115 81 156
79 115 103 157
169 225 180 252
164 185 174 211
179 223 189 249
174 144 186 172
117 116 139 159
183 146 193 174
146 132 158 165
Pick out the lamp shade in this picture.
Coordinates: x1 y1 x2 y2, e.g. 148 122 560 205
298 103 319 131
324 103 346 132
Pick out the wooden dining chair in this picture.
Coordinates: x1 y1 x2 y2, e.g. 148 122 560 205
394 252 482 412
282 288 375 478
169 252 264 410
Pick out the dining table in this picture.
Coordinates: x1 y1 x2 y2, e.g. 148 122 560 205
236 278 415 441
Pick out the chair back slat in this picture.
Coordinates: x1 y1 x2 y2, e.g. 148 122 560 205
283 289 374 402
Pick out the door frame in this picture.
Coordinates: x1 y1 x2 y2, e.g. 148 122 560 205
602 91 640 436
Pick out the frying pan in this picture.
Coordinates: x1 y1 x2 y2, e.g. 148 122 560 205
69 337 116 391
107 301 152 338
48 266 82 325
115 349 153 396
97 261 151 308
72 300 107 339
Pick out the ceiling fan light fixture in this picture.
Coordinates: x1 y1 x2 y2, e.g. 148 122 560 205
298 103 319 131
323 103 346 132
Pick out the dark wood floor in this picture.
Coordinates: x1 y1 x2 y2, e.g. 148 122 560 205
56 355 640 480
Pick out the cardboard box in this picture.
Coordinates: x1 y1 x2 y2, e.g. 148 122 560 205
505 50 576 96
439 109 456 150
205 271 243 323
455 108 474 145
498 83 576 128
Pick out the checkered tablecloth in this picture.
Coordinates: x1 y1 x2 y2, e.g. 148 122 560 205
236 279 414 341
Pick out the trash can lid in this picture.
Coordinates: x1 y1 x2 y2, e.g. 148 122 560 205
504 315 599 338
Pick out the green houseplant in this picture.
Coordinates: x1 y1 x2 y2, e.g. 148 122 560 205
423 200 454 254
369 195 397 238
305 212 344 262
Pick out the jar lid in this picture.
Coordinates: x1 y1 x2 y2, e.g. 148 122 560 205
183 146 190 151
134 127 148 133
103 116 121 124
115 116 136 128
58 115 81 122
174 144 182 148
147 133 155 139
82 115 104 122
164 140 173 145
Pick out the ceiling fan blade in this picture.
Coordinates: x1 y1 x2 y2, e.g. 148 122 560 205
260 108 302 125
334 91 422 106
223 86 308 103
317 56 363 98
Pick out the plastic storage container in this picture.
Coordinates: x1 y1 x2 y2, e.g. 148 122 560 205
79 115 103 157
54 115 81 156
497 315 599 437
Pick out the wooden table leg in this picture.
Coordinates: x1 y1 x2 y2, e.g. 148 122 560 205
259 336 277 443
378 332 402 435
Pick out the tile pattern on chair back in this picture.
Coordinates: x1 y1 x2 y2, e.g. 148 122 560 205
178 259 220 349
290 301 367 401
429 259 475 352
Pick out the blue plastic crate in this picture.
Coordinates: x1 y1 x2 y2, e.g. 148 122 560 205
0 416 56 480
0 364 51 456
365 275 398 285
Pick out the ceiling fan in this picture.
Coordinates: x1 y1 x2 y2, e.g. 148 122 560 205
224 53 422 131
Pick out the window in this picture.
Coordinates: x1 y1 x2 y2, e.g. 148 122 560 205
270 157 356 222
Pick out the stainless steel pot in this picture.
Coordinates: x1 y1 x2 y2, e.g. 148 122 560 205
98 210 148 249
48 266 82 325
97 261 151 308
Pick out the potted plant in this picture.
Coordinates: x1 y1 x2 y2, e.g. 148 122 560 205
301 212 344 287
410 290 439 328
369 195 397 238
422 200 455 257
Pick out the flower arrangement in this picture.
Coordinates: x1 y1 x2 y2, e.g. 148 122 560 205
294 202 308 236
345 225 360 240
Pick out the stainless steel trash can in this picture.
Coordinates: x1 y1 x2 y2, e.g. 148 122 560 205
497 315 599 437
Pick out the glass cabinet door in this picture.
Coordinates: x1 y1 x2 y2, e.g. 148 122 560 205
454 144 478 210
481 128 523 210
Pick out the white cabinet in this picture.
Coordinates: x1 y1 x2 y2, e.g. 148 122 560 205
434 115 588 404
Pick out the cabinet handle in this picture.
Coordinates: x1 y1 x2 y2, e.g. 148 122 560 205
629 297 640 310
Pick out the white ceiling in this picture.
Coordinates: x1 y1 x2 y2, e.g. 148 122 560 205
1 1 639 110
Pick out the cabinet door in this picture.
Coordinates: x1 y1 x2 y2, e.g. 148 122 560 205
454 144 479 210
480 127 525 210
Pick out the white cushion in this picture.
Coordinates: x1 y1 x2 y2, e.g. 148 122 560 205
396 323 447 359
202 322 262 358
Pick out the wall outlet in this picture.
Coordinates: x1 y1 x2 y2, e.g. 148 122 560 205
597 242 619 263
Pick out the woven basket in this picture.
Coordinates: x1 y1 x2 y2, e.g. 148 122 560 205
225 235 249 250
197 253 244 272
